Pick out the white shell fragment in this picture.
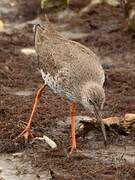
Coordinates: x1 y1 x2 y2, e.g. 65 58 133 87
33 136 57 149
43 135 57 149
21 48 36 55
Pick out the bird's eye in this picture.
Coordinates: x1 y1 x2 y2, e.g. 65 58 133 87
89 99 95 105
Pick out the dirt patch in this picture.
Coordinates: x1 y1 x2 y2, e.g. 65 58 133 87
0 2 135 179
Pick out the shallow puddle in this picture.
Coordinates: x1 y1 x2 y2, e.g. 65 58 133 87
0 153 51 180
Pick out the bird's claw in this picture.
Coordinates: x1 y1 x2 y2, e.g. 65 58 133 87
69 146 76 155
68 144 77 155
15 127 33 143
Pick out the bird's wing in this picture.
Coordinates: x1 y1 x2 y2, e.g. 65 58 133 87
68 40 105 86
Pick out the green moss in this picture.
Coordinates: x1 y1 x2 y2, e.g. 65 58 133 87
41 0 68 10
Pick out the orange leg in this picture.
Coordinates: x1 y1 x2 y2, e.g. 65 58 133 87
69 102 77 154
15 84 46 142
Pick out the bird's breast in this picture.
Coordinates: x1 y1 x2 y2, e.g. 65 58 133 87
40 69 76 101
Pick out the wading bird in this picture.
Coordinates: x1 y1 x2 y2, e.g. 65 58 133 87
16 17 107 154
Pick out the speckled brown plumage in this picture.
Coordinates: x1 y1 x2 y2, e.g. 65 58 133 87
34 17 107 148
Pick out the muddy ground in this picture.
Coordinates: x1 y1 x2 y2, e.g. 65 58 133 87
0 1 135 180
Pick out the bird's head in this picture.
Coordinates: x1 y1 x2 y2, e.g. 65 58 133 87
81 81 105 112
81 81 107 145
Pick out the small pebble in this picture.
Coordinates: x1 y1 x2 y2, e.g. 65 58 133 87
0 167 3 173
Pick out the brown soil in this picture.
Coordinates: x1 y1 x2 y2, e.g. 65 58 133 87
0 2 135 180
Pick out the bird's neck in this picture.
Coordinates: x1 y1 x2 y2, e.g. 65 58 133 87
81 81 101 92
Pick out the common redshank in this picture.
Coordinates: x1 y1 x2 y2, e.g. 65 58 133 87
16 17 107 154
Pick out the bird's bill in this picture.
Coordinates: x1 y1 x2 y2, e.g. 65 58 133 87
94 108 107 146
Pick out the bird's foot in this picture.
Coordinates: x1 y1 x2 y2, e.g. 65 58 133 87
69 142 77 155
15 126 34 143
69 146 76 155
